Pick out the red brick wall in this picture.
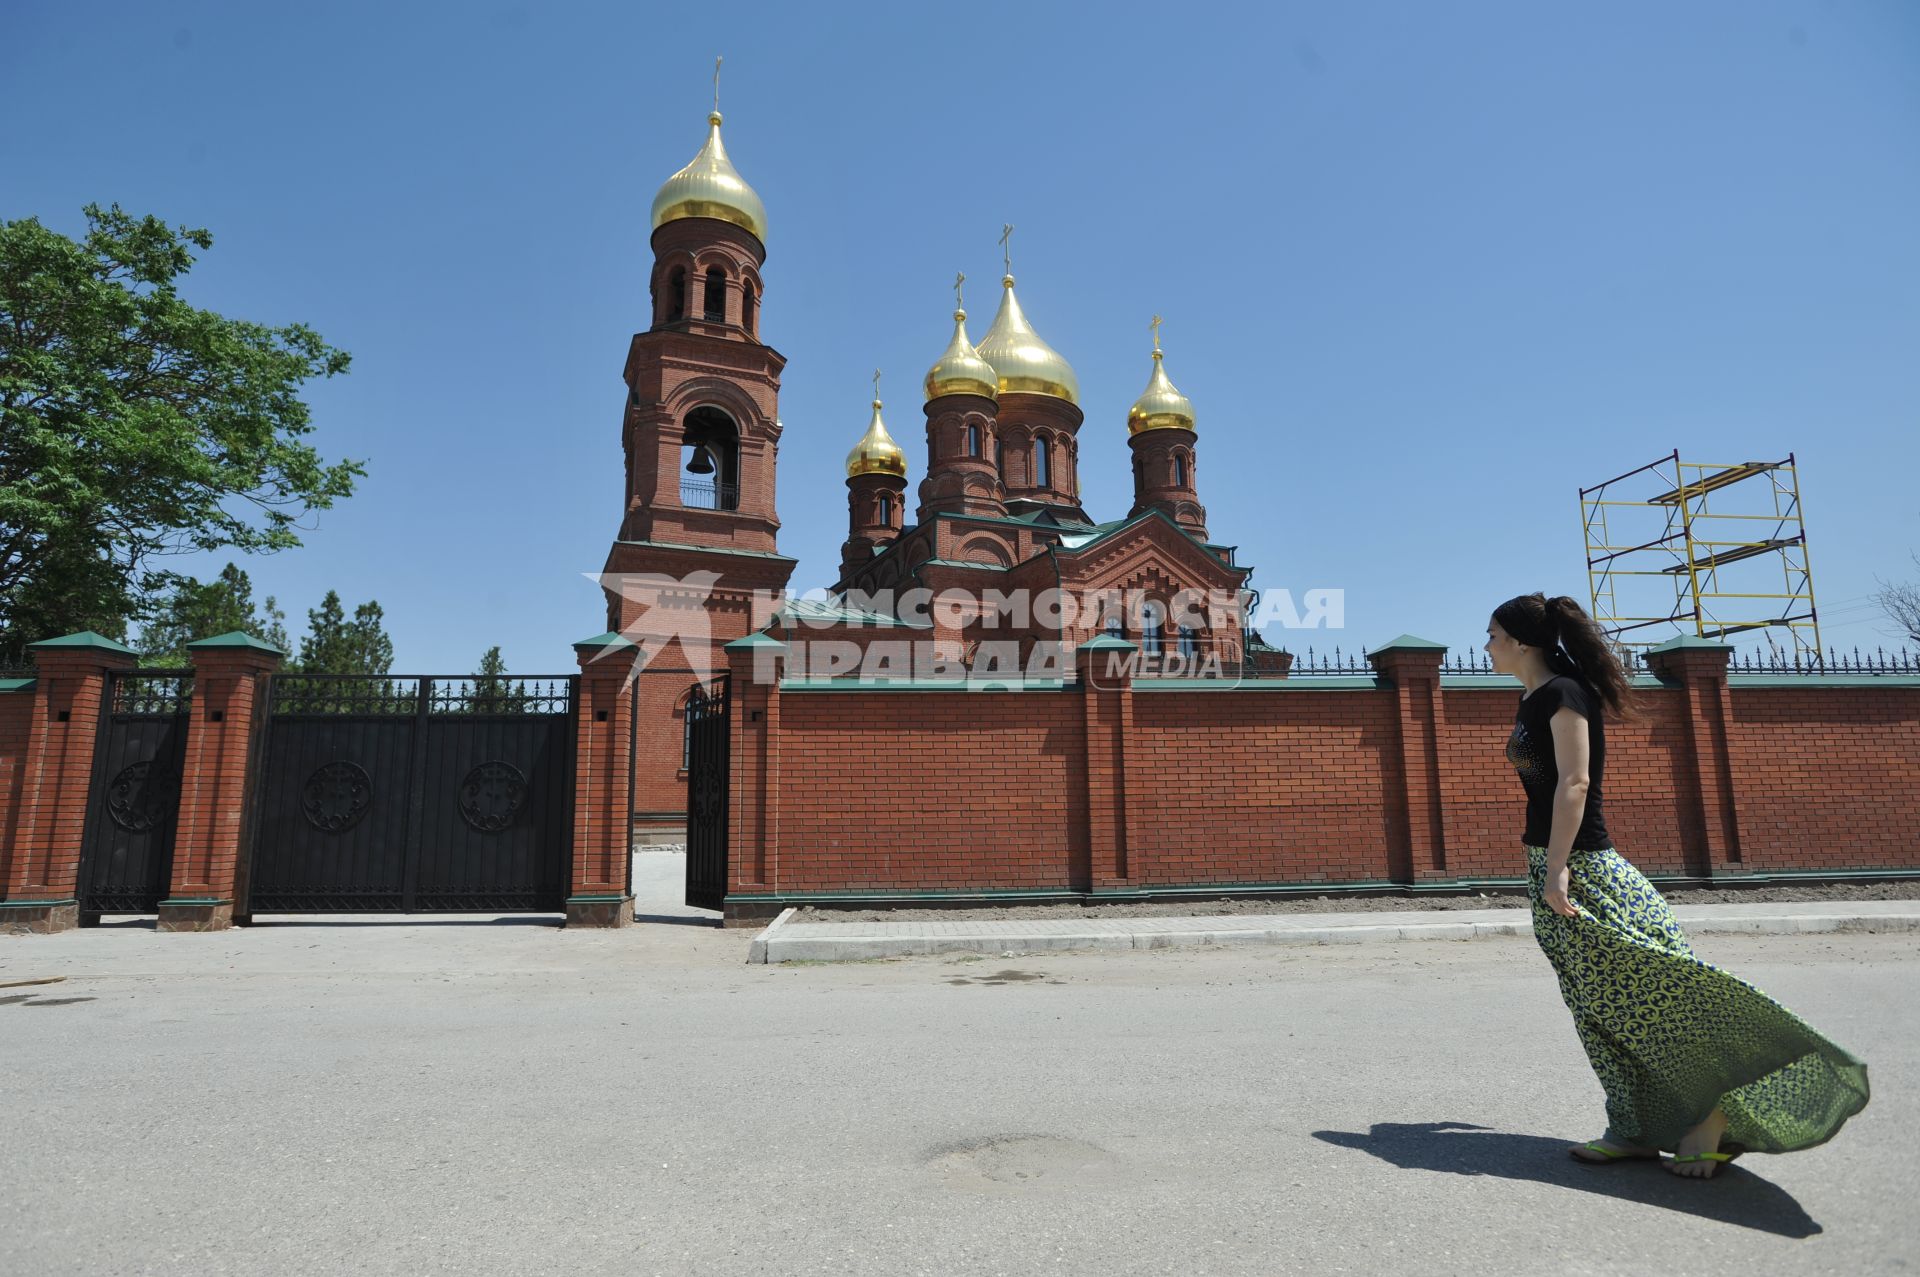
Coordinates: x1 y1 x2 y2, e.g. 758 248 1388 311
761 690 1084 891
722 669 1920 911
1127 690 1400 884
1727 686 1920 872
0 691 34 896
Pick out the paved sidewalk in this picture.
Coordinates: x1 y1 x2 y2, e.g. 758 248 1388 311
751 899 1920 963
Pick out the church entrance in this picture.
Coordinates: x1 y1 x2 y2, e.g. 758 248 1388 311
683 675 730 910
243 674 575 915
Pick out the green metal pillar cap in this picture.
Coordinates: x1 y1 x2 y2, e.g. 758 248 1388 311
27 631 137 654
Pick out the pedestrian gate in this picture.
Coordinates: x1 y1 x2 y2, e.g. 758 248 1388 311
78 670 191 917
245 675 575 913
683 676 729 910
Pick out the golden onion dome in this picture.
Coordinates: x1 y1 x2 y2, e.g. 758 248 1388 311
976 276 1079 404
650 111 768 244
924 309 999 402
845 398 908 479
1127 343 1196 435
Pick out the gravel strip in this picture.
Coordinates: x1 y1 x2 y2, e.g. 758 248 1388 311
795 879 1920 923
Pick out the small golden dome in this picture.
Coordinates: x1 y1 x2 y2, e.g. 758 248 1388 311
1127 345 1196 436
650 111 768 244
976 276 1079 404
924 309 999 402
845 398 908 478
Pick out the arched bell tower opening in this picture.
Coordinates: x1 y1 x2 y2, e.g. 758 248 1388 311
679 406 740 511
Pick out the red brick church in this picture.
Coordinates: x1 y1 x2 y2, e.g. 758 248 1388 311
602 104 1270 841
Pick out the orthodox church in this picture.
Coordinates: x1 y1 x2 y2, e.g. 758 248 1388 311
601 104 1272 836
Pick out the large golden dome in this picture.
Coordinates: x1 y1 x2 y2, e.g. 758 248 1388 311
845 398 908 478
924 309 999 402
1127 344 1196 435
976 276 1079 404
650 111 767 244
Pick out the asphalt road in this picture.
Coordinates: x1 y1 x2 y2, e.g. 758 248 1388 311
1 854 1912 1276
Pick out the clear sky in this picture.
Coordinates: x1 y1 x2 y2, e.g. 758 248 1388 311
5 0 1918 673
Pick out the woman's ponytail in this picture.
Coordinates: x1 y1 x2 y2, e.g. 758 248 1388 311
1494 592 1638 720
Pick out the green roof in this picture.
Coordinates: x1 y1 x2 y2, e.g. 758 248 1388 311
186 631 288 655
572 631 638 651
28 630 136 654
1646 634 1733 654
724 631 788 651
1370 634 1448 653
613 538 798 562
1077 634 1138 653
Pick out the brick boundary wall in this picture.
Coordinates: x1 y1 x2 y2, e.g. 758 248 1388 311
715 636 1920 924
6 632 1915 933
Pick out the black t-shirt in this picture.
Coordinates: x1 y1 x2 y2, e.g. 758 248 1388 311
1506 674 1611 850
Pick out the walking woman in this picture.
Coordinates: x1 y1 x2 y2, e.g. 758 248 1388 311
1485 592 1869 1178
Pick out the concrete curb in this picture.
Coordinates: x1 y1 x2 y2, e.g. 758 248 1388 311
747 907 798 964
753 906 1920 964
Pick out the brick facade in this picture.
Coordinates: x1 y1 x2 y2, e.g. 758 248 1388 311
713 640 1920 924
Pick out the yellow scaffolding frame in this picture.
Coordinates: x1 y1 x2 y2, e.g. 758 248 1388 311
1580 450 1821 659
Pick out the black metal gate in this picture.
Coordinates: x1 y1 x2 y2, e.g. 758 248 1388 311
245 675 575 913
79 670 191 917
684 676 730 911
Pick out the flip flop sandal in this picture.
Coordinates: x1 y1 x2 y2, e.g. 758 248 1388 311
1569 1140 1660 1163
1666 1150 1740 1178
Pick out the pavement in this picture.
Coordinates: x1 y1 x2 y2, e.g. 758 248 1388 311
2 850 1916 1275
754 897 1920 963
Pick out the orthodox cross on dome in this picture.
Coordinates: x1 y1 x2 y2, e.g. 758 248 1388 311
1151 314 1164 353
999 223 1015 277
713 56 723 112
872 368 882 403
953 271 965 310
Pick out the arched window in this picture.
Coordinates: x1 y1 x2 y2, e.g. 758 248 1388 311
666 268 686 323
1034 437 1050 488
1104 613 1125 641
1140 600 1164 657
876 491 893 524
967 423 981 457
741 282 757 335
703 267 726 322
1178 625 1199 659
995 438 1005 471
680 406 739 510
1173 453 1188 487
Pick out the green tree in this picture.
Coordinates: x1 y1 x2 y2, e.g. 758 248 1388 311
0 203 363 652
299 590 393 675
135 563 296 667
471 644 525 713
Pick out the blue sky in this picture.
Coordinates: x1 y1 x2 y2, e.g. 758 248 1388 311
5 1 1917 672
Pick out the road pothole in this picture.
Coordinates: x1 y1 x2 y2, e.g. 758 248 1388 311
943 968 1067 987
923 1133 1128 1193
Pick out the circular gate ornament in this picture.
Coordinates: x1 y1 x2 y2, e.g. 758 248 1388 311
459 761 527 833
301 761 373 833
105 760 178 833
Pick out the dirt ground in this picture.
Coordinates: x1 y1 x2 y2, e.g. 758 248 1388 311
798 878 1920 922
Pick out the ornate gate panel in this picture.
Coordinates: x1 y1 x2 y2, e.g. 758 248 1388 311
78 671 191 916
246 675 575 913
684 676 730 911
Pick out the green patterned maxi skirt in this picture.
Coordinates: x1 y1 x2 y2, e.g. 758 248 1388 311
1526 845 1870 1154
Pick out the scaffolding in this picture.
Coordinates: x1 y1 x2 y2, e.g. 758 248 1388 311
1581 450 1821 659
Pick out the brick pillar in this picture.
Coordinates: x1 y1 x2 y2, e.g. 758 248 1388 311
1 632 137 934
1076 635 1137 892
568 632 639 927
159 633 285 931
1369 635 1449 883
1644 635 1739 878
724 632 786 925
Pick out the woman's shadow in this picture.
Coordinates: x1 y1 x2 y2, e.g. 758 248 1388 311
1312 1121 1819 1238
